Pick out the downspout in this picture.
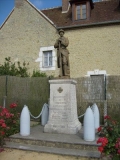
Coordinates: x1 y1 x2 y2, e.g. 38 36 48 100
3 75 8 108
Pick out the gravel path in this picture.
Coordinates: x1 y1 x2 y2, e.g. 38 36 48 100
0 149 88 160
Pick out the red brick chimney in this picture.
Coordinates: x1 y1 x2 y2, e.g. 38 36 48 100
15 0 25 8
62 0 70 13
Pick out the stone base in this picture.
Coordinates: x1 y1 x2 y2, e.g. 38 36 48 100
44 120 81 134
53 76 70 80
44 79 81 134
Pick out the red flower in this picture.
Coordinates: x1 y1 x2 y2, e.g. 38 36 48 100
115 143 119 149
0 112 4 116
115 138 120 150
117 149 120 155
0 131 5 135
10 103 17 108
97 127 102 132
2 108 9 113
10 113 14 117
107 127 112 131
104 115 110 119
97 137 108 147
98 146 104 153
0 119 5 125
1 123 6 128
5 112 11 118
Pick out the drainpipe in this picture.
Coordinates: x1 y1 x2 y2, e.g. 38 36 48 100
104 75 107 122
3 75 8 108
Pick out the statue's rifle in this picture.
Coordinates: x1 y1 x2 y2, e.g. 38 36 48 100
59 40 62 77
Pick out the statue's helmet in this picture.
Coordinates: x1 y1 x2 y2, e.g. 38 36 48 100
58 29 64 34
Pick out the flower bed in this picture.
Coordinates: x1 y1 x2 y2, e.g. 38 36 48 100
97 116 120 160
0 103 20 152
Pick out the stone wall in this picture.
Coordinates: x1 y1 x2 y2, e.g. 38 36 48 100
0 0 59 77
66 25 120 78
75 75 120 123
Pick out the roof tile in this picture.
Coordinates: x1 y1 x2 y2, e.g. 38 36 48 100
42 1 120 28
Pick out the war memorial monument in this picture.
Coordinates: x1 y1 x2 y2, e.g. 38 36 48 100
44 29 81 134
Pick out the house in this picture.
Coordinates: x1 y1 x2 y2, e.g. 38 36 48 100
0 0 120 78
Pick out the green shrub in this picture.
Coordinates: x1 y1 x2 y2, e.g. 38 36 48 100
32 70 47 77
0 57 30 77
0 57 54 78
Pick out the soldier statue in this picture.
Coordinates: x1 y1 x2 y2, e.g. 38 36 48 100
54 29 70 77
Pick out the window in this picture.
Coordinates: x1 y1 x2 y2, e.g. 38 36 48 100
76 4 86 20
93 0 102 2
35 46 57 71
70 0 93 21
43 51 52 67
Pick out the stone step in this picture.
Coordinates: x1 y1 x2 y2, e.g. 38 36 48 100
4 141 100 159
6 136 99 151
4 125 101 159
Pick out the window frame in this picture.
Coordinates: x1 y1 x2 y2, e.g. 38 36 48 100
71 1 91 22
76 3 87 20
43 50 53 68
35 46 57 71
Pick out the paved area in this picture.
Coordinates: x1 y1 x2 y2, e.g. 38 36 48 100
5 124 100 159
10 125 99 146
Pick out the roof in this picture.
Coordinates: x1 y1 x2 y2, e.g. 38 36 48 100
69 0 94 9
42 1 120 29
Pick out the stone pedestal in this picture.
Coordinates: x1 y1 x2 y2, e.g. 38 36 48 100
44 79 81 134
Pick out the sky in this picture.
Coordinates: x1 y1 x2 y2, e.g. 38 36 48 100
0 0 61 26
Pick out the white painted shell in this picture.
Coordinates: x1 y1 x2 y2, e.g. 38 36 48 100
91 103 100 129
41 104 49 126
20 105 30 136
83 106 95 141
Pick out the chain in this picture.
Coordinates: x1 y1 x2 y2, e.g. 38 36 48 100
78 106 93 119
28 103 49 119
